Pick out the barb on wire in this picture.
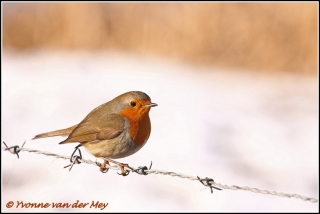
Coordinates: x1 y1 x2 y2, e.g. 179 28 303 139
64 144 83 171
2 142 318 204
197 176 222 193
132 161 153 175
2 141 26 159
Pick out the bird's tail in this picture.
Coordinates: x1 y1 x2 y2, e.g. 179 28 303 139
32 125 78 140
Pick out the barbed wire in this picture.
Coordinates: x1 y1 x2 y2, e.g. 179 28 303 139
2 141 318 203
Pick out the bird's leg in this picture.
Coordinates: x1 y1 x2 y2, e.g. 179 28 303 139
98 157 131 176
99 159 109 173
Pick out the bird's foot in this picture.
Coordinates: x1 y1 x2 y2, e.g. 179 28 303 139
98 157 131 176
116 163 130 176
98 159 109 173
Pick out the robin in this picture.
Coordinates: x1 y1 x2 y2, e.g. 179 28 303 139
32 91 157 176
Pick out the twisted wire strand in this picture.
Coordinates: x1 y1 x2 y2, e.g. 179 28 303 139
2 146 318 203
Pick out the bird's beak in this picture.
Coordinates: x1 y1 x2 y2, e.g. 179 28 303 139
145 103 158 107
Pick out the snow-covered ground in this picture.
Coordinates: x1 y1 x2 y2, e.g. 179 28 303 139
2 50 318 212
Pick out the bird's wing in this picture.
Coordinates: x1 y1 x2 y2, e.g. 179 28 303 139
59 114 126 144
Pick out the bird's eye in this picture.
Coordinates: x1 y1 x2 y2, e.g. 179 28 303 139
130 101 136 107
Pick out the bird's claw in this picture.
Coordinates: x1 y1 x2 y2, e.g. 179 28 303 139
117 163 130 176
97 157 131 176
98 160 109 173
100 167 109 173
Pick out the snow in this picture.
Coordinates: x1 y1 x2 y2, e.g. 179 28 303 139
2 50 318 212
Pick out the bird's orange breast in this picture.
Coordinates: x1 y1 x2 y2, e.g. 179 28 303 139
120 108 151 147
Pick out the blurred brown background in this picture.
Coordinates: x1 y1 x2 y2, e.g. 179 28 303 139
3 2 318 74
